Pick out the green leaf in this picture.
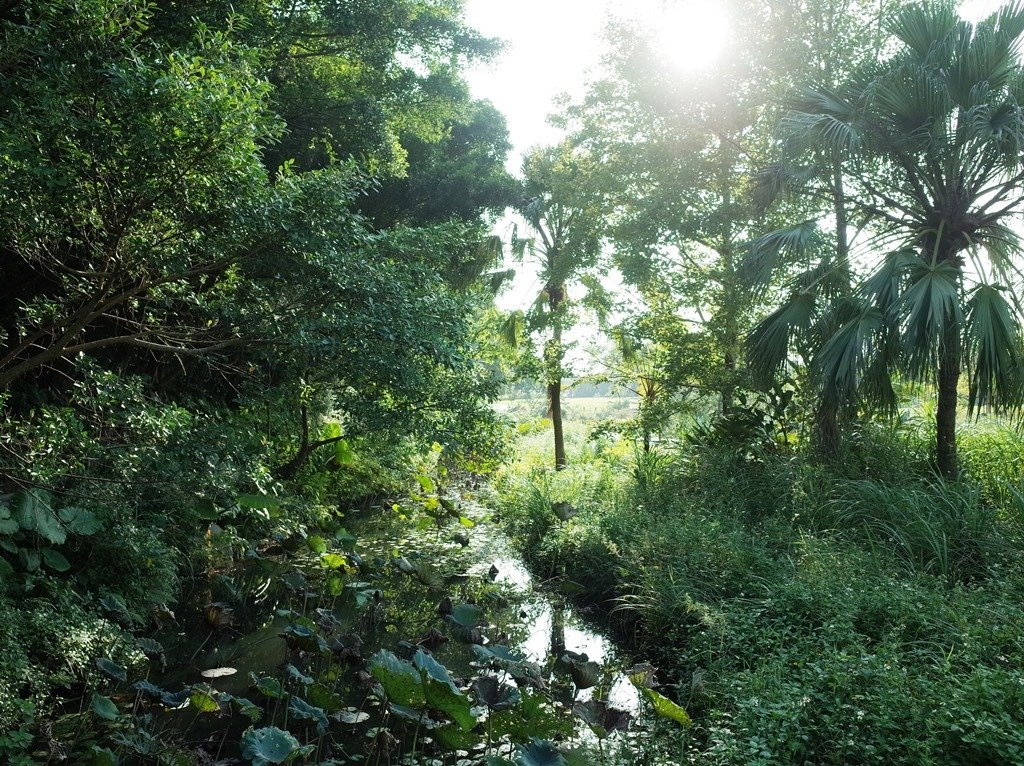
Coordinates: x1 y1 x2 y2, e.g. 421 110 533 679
368 649 425 708
306 683 344 714
564 656 602 690
40 547 71 572
190 688 222 714
289 696 329 734
91 693 120 721
414 561 444 588
472 675 521 711
306 535 328 554
137 637 165 660
435 724 483 751
237 494 283 511
284 664 313 685
232 696 264 722
0 505 19 535
0 557 13 577
250 674 287 699
414 649 476 730
321 552 347 570
12 490 65 544
449 603 483 628
90 745 119 766
516 739 568 766
59 506 102 535
490 690 573 742
334 438 355 466
639 687 692 727
95 658 127 682
193 500 219 521
240 727 314 766
334 528 357 550
20 549 40 572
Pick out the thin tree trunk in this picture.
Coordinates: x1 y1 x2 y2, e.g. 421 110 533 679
549 378 566 470
936 316 961 479
547 279 567 471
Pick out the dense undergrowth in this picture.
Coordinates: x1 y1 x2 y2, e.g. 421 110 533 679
498 413 1024 765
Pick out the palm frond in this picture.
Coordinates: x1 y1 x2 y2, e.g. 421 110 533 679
746 291 817 387
814 301 886 409
897 258 963 381
887 2 960 64
861 249 919 311
979 223 1024 285
482 268 516 296
742 220 822 289
579 273 613 328
947 26 1015 106
965 283 1024 412
499 310 524 349
979 0 1024 49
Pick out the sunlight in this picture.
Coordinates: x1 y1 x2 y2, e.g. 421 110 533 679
651 1 730 72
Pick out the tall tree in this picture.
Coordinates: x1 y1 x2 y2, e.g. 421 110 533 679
749 1 1024 478
515 142 605 470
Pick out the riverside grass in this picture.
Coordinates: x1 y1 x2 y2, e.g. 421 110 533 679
498 417 1024 765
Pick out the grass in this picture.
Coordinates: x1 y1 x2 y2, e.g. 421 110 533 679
497 417 1024 765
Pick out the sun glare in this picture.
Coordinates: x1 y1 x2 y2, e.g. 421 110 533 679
652 1 730 72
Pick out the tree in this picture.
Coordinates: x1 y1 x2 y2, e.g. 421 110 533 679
357 99 520 228
514 142 605 470
559 1 882 421
749 1 1024 478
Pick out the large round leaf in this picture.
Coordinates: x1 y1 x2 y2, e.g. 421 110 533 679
240 727 314 766
413 649 476 730
289 697 328 734
12 490 65 544
640 687 692 727
516 740 568 766
368 649 425 708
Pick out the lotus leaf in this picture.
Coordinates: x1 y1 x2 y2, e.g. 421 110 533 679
240 727 313 766
368 649 425 708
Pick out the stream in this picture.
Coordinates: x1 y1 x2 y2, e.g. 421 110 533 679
144 486 683 765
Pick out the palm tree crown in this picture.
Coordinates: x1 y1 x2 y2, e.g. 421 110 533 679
749 1 1024 477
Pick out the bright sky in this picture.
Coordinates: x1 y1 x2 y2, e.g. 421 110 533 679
463 1 733 174
464 0 1002 171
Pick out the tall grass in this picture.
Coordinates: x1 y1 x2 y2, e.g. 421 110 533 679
496 415 1024 763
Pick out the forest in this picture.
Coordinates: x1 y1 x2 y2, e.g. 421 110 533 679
3 0 1024 764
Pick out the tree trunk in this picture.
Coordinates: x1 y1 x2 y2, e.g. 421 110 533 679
936 316 961 479
814 157 851 460
549 378 566 470
547 279 567 471
814 400 841 459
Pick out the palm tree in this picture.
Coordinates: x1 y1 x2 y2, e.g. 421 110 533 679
748 1 1024 478
515 143 605 470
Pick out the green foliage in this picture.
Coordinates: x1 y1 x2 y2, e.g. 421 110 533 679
500 419 1024 763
